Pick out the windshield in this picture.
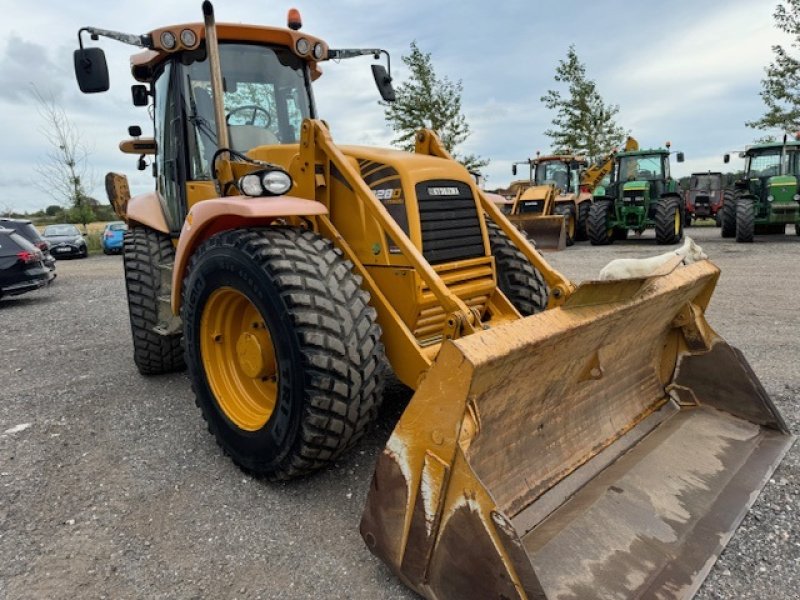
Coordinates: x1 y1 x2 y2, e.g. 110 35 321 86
690 175 721 190
183 43 314 179
534 161 572 192
618 155 664 182
745 149 800 177
44 224 80 237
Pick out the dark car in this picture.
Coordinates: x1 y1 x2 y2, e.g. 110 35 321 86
101 221 127 254
0 228 55 300
0 217 56 270
42 223 88 258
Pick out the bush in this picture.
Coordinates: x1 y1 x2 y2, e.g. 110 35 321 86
85 233 103 255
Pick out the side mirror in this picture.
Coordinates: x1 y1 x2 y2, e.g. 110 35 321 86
131 85 149 107
512 164 518 176
73 48 109 93
676 152 685 163
371 65 395 102
723 153 730 164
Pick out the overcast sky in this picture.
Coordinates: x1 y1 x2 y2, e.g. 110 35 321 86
0 0 790 212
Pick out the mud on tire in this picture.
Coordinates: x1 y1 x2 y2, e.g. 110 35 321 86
485 221 548 315
181 227 385 480
123 226 185 375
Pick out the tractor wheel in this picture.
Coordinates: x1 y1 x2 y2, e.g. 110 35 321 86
715 211 722 227
655 196 683 245
588 200 615 246
684 211 693 227
486 221 548 315
721 191 737 238
123 226 185 375
575 201 591 241
554 203 576 246
181 227 385 480
796 223 800 236
736 199 755 243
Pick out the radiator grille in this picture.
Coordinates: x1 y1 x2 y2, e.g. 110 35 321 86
415 180 485 264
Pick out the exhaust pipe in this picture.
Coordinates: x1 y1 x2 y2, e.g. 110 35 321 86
202 1 230 151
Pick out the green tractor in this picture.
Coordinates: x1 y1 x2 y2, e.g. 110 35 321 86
722 140 800 242
588 145 685 245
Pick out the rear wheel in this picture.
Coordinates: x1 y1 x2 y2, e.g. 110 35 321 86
124 226 185 375
721 191 737 238
588 199 615 245
655 196 683 245
736 198 755 243
182 227 385 480
575 201 590 241
795 223 800 236
486 221 548 315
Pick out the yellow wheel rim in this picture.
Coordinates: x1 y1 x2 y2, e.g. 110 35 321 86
674 208 681 235
199 287 278 431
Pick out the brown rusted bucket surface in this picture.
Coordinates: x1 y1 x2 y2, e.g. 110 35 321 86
509 214 566 251
360 260 794 600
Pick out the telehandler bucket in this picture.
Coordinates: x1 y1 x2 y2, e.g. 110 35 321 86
361 260 794 600
509 214 567 251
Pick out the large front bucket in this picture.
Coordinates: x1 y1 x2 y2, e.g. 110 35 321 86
509 214 567 250
361 261 794 600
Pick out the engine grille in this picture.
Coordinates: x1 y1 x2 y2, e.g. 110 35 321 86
415 180 485 264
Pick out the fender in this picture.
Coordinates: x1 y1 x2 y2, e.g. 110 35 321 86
127 191 171 234
170 195 327 314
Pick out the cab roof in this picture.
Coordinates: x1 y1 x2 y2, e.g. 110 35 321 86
130 22 328 83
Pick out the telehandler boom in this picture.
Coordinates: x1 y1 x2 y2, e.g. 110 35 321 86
73 4 794 598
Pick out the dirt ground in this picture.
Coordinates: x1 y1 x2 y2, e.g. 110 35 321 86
0 225 797 599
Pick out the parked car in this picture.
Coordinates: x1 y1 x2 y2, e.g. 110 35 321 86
42 223 88 258
101 221 127 254
0 217 56 270
0 227 55 299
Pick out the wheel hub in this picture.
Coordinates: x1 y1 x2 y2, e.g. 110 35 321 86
236 331 270 379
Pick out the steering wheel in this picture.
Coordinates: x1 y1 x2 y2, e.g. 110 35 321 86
225 105 272 128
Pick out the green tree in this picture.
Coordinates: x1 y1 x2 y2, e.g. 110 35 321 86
383 42 487 172
541 45 627 159
749 0 800 131
45 204 62 217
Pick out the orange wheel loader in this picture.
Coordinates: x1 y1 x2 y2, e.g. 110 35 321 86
72 3 794 598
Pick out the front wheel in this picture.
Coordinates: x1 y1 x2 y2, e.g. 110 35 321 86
485 221 548 315
588 200 615 245
721 191 737 238
181 227 385 480
554 203 576 246
574 201 591 241
736 198 755 243
655 196 683 245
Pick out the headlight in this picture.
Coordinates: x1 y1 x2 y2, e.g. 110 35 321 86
180 29 197 48
74 237 84 244
793 194 800 201
160 31 177 50
295 38 310 55
767 195 774 202
312 43 325 60
238 169 293 197
262 170 293 195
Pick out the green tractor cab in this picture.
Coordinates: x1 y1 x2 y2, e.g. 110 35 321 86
722 141 800 242
588 146 685 245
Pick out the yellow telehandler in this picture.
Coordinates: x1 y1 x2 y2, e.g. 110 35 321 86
73 4 794 598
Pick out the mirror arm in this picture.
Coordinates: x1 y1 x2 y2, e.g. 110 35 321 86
78 27 151 50
328 48 391 77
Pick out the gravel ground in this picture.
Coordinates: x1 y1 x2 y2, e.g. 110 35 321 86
0 225 797 599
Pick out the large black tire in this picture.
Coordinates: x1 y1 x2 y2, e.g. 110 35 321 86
123 226 185 375
554 203 576 246
182 227 385 480
485 221 548 315
654 196 684 245
575 200 590 241
721 191 737 238
588 199 615 245
736 198 755 243
795 223 800 236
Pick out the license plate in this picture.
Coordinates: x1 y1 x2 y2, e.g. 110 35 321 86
55 247 69 253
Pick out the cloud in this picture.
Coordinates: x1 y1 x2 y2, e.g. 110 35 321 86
0 35 66 102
